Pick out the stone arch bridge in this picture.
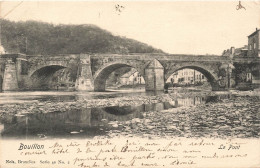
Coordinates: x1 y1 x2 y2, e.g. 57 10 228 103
0 53 259 91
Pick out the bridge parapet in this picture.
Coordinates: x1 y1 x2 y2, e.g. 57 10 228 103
232 56 260 63
90 53 230 62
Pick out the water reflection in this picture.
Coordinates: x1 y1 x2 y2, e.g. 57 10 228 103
0 90 155 104
0 94 211 139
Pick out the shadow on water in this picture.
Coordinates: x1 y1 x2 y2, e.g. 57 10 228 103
0 89 167 104
0 106 144 139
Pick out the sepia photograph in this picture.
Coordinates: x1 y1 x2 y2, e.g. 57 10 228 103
0 1 260 168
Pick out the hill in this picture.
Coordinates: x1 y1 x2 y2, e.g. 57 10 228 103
0 19 164 55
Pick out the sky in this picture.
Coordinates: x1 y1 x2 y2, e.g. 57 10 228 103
1 1 260 55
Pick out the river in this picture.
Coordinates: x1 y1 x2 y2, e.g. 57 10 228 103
0 88 259 139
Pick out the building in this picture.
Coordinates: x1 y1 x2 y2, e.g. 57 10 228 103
248 28 260 57
222 28 260 58
119 68 145 85
0 45 5 54
222 46 248 57
222 28 260 86
167 69 207 85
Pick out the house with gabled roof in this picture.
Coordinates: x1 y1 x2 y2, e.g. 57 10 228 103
119 68 145 85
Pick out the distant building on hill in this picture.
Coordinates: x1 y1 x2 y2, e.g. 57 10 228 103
119 68 145 85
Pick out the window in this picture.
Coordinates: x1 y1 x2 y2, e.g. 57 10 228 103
246 73 252 82
253 42 256 49
249 45 252 50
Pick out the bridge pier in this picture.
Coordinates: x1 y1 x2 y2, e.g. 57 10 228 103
2 60 19 91
75 54 94 91
144 59 164 91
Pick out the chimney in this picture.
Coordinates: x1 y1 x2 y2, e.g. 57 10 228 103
256 28 258 31
231 47 235 55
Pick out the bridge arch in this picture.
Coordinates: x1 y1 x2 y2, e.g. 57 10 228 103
28 61 73 77
29 64 72 90
165 63 220 91
93 61 145 91
30 65 69 77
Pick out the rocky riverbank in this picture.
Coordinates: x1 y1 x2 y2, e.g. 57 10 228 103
103 94 260 139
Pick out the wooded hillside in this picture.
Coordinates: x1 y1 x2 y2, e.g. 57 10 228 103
1 19 164 55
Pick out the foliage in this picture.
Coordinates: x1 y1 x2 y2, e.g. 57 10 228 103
1 19 164 55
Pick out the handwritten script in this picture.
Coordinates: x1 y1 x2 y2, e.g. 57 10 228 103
0 138 259 168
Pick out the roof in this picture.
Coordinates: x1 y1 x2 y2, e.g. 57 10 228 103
248 29 260 38
120 69 138 78
235 46 248 52
222 45 248 57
